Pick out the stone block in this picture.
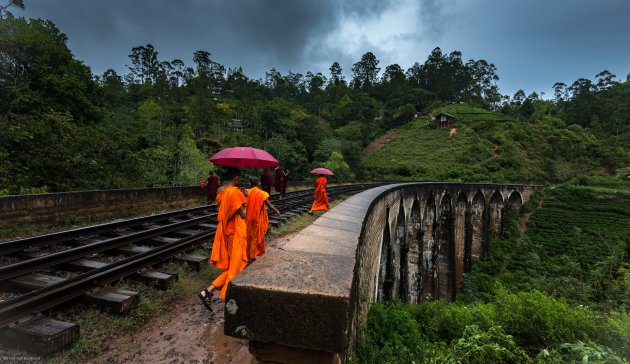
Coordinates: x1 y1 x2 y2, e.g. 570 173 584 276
225 250 353 353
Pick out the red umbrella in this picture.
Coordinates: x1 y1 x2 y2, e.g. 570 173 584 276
209 147 279 168
310 167 334 175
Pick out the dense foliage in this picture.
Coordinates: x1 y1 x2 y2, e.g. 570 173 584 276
2 10 628 194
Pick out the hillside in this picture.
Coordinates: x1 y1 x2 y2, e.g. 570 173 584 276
493 179 630 309
363 104 628 183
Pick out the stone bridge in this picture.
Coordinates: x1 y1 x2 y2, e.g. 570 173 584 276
223 182 537 363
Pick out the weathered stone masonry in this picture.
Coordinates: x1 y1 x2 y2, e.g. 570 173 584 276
224 183 536 363
0 186 205 227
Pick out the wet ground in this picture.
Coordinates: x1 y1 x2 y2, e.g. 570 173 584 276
89 297 254 364
88 233 298 364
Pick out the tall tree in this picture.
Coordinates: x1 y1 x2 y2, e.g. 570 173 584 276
382 64 406 86
305 71 326 93
466 59 500 108
350 51 380 90
552 82 567 102
100 69 127 106
127 44 159 84
594 70 615 91
0 16 101 121
329 61 345 86
512 90 526 105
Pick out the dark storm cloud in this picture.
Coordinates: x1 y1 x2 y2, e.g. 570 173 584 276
441 0 630 95
19 0 344 78
415 0 452 41
16 0 630 94
339 0 395 18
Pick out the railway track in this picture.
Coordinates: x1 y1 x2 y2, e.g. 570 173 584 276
0 183 378 353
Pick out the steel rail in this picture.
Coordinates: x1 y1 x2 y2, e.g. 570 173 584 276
0 206 214 256
0 229 214 328
0 214 213 281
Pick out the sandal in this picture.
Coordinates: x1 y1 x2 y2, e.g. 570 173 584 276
197 289 213 312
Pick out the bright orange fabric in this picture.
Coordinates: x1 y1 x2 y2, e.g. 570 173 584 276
246 187 270 258
310 176 329 212
210 186 248 299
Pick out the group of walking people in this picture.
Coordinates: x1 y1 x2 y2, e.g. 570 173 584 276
197 167 329 311
197 168 281 311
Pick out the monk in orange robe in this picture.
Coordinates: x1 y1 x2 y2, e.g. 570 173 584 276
198 168 248 309
309 175 329 214
246 178 280 260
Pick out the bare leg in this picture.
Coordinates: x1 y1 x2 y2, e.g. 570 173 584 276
200 285 217 299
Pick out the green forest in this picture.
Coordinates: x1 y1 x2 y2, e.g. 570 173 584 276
2 6 630 362
1 8 629 195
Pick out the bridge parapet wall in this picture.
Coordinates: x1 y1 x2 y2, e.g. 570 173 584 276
0 186 205 226
224 183 537 363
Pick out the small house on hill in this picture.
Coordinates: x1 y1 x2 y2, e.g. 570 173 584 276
229 119 244 132
434 113 456 128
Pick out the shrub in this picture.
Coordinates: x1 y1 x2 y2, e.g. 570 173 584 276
358 302 429 363
493 289 595 350
445 325 530 364
537 341 626 364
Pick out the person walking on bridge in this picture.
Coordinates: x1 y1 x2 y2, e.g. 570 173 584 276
206 170 219 204
260 167 274 194
198 168 248 310
308 174 329 214
246 178 280 261
274 165 289 199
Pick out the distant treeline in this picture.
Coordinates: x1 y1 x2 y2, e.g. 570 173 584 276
1 12 629 194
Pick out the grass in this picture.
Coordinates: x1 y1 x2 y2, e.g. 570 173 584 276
270 195 348 237
270 212 319 237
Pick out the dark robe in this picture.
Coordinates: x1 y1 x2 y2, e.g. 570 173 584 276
260 170 274 194
207 174 219 203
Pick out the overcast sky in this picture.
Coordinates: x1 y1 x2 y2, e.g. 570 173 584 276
17 0 630 97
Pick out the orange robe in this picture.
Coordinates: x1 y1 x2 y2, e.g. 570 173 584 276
210 186 248 299
310 176 329 212
246 187 270 258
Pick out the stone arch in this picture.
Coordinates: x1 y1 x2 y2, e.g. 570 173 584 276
420 194 436 300
405 198 421 304
396 201 408 301
453 193 468 292
489 191 505 239
507 190 523 211
377 208 394 302
435 192 453 300
469 191 486 262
